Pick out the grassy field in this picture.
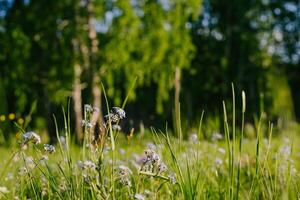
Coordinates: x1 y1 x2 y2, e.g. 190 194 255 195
0 111 300 200
1 93 300 200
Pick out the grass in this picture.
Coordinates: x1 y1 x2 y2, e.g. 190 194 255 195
0 89 300 199
0 123 300 199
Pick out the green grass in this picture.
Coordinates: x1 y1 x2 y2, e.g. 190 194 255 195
0 124 300 199
0 86 300 199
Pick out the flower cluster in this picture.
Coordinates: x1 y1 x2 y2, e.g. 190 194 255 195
104 107 126 123
21 131 41 147
116 165 132 187
211 132 223 141
139 149 176 184
140 149 163 173
44 144 56 154
77 160 98 182
81 104 99 128
77 160 96 170
189 133 198 143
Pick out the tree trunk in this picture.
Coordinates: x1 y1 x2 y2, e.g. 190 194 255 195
174 67 182 140
73 63 83 142
87 0 102 126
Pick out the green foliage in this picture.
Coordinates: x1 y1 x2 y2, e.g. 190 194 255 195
0 0 300 137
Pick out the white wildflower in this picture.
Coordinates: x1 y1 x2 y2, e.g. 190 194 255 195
158 162 167 174
189 133 198 143
218 147 226 154
112 107 126 119
84 104 93 113
211 132 223 141
112 124 121 131
21 131 41 146
134 193 145 200
44 144 56 154
83 160 96 170
215 158 223 166
0 186 9 194
168 174 177 184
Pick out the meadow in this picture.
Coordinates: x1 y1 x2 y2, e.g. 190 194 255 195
1 95 300 200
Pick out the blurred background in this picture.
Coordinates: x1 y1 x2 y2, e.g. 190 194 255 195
0 0 299 143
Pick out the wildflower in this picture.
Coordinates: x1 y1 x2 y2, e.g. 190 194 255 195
112 124 121 131
84 104 93 113
5 173 13 181
119 148 125 155
134 193 145 200
117 165 132 187
77 161 84 170
117 165 132 176
144 189 153 197
8 113 15 120
44 144 56 153
40 155 49 162
81 119 94 128
146 143 156 150
18 167 28 175
17 118 24 125
83 160 96 170
21 131 41 146
215 158 223 166
168 174 177 184
218 147 226 154
158 162 167 174
24 156 36 169
112 107 126 119
189 133 198 143
211 132 223 141
0 186 9 194
104 113 119 123
0 115 5 121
